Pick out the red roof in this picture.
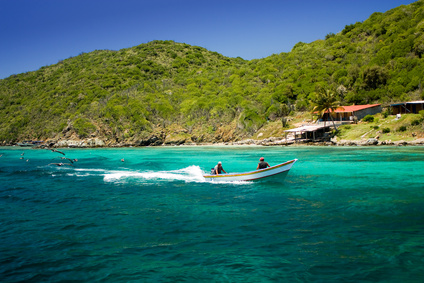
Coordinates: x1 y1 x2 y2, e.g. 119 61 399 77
329 104 381 113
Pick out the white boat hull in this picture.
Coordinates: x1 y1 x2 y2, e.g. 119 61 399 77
203 159 297 182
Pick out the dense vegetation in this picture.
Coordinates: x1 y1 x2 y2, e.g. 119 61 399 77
1 0 424 144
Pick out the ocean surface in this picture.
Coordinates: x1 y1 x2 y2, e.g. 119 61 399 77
1 145 424 282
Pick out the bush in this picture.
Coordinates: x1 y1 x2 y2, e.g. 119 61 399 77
382 110 390 118
398 126 407 132
411 119 421 126
382 128 391 133
419 110 424 118
363 115 374 122
371 125 379 130
73 118 96 138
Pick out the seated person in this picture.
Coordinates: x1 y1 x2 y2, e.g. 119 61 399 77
214 161 227 174
257 157 270 170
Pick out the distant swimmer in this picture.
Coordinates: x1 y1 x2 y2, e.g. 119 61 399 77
121 158 125 162
49 163 73 167
21 152 25 156
257 157 270 170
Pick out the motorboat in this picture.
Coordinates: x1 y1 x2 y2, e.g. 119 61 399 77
203 159 297 182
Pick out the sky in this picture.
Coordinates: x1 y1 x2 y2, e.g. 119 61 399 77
0 0 418 79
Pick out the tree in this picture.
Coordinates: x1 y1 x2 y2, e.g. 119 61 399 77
362 66 389 90
336 85 347 104
310 88 342 130
280 103 291 128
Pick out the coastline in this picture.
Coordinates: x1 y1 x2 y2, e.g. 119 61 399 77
3 137 424 148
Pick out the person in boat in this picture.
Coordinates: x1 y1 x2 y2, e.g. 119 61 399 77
257 157 270 170
214 161 227 175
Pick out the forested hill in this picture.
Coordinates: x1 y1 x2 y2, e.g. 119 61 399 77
1 0 424 145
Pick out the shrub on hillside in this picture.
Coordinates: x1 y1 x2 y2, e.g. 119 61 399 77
382 128 391 133
363 115 374 122
382 110 390 118
73 118 96 138
398 126 407 132
411 119 421 126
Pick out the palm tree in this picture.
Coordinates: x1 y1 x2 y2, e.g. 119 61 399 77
280 103 291 128
310 88 342 130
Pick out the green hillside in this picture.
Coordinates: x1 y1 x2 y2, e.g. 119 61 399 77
1 0 424 145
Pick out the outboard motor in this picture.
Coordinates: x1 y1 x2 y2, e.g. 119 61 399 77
210 168 215 175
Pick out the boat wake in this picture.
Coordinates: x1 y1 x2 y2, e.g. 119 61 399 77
70 166 251 185
102 165 206 183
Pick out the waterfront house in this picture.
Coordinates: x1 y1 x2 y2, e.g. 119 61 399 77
284 124 332 142
322 104 382 122
389 101 424 115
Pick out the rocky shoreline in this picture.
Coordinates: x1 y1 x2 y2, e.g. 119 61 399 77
3 136 424 148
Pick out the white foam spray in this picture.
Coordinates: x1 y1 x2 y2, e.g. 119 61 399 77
103 165 206 183
69 166 250 185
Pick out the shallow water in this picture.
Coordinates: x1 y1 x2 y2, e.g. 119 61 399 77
1 146 424 282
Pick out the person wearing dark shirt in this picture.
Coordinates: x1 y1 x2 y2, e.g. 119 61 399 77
257 157 270 170
214 161 227 174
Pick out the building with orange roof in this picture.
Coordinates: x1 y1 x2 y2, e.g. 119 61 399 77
322 104 382 122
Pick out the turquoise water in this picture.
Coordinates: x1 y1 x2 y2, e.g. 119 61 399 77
1 146 424 282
